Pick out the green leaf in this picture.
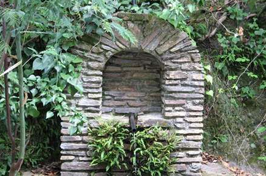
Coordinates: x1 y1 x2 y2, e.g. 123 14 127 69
32 58 45 70
187 4 196 13
205 75 213 85
228 75 237 81
247 72 258 79
260 81 266 89
28 106 40 118
206 90 214 97
258 156 266 161
236 57 249 62
62 53 83 64
41 47 58 56
46 111 54 119
28 75 37 81
67 78 83 94
69 126 77 135
30 88 38 97
257 127 266 133
204 65 211 71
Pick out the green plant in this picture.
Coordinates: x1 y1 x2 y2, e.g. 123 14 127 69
215 18 266 99
88 121 179 175
88 121 129 173
0 133 11 176
257 126 266 162
131 125 178 176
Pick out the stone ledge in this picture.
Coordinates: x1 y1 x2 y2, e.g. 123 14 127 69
61 172 89 176
88 113 173 128
61 162 103 171
61 143 88 150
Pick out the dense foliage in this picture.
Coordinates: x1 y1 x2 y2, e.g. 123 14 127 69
88 121 177 176
88 121 129 172
131 126 177 176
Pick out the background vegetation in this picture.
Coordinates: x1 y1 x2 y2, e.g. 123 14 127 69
0 0 266 175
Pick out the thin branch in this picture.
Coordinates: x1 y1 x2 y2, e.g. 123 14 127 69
1 0 16 165
235 45 266 86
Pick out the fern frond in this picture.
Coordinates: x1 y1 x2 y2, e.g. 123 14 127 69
111 22 137 44
0 7 25 27
102 21 115 41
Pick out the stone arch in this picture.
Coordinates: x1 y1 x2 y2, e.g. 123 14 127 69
61 13 204 176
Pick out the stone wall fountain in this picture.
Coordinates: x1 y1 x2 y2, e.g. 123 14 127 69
60 13 205 176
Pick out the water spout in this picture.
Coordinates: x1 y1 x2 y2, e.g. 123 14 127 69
129 113 137 132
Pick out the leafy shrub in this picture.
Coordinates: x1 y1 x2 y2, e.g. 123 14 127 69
88 121 178 175
257 126 266 162
215 18 266 98
131 126 178 176
0 133 10 176
88 121 129 172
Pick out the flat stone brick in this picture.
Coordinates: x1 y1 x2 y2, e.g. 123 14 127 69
61 162 104 171
171 164 187 172
178 141 202 149
172 56 191 63
182 81 204 87
61 136 82 142
84 88 102 93
61 151 87 156
181 63 203 71
186 151 201 156
171 152 186 158
186 135 203 141
61 172 89 176
61 143 88 150
61 117 70 122
82 76 102 83
165 71 188 80
164 100 186 105
165 111 186 117
191 74 204 81
156 32 187 54
163 86 195 92
187 106 204 111
185 117 203 122
191 53 201 62
88 93 102 98
103 100 126 106
86 70 103 76
115 107 140 114
87 62 104 70
78 99 101 107
61 156 75 161
168 93 204 99
189 123 203 128
170 41 192 52
176 157 202 163
187 112 203 116
78 157 91 161
176 129 203 135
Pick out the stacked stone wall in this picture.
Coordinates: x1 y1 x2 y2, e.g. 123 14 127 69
102 51 162 114
60 13 204 176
